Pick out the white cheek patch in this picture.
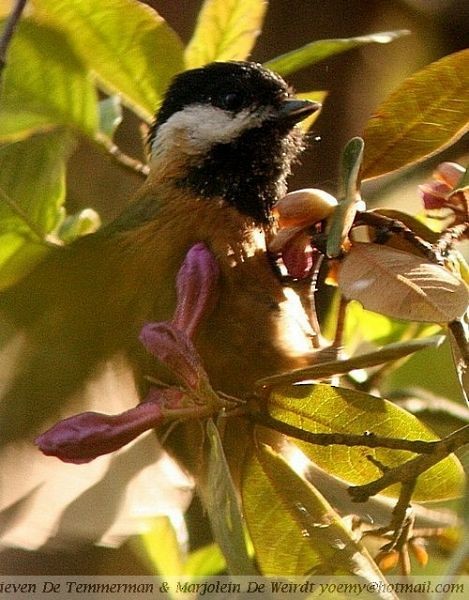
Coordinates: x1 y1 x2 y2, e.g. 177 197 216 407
151 103 269 159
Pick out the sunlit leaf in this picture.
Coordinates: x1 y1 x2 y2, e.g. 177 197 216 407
362 49 469 180
265 30 409 76
338 243 469 323
185 0 267 68
344 300 440 347
243 443 395 591
0 129 74 288
184 544 227 577
139 516 184 576
296 91 327 132
267 383 464 501
0 20 98 140
32 0 184 121
205 420 255 575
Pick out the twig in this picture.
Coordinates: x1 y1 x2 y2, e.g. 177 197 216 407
355 211 440 264
256 335 444 390
246 409 438 454
0 0 28 75
95 133 149 179
349 424 469 502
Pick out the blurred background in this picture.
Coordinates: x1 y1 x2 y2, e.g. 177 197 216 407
1 0 468 577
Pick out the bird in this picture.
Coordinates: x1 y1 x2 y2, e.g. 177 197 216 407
0 61 320 551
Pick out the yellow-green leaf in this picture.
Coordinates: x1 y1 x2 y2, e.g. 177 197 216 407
296 91 327 132
32 0 184 121
139 516 184 576
338 243 469 323
242 443 396 592
0 20 98 140
185 0 267 68
0 129 74 288
268 383 464 502
362 49 469 180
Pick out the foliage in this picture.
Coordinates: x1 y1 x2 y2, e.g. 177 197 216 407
0 0 468 589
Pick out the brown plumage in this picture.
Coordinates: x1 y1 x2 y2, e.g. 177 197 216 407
0 61 319 549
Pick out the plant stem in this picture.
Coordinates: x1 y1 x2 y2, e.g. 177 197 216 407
0 0 28 75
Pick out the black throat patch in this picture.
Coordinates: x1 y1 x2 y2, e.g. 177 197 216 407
177 123 305 224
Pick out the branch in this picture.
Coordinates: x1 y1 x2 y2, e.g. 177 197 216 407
95 133 149 179
247 409 438 454
349 424 469 502
0 0 27 75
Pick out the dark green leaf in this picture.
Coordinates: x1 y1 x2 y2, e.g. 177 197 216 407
265 30 409 76
362 49 469 180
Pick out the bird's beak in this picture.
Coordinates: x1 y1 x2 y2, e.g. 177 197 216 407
276 99 321 125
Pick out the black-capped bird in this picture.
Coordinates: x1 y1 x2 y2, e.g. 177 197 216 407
0 61 319 549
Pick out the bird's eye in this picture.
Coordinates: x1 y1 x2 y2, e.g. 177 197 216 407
218 91 244 111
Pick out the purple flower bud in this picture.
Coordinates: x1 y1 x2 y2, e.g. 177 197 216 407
35 401 164 464
281 231 315 279
139 321 207 390
172 243 220 337
419 182 451 210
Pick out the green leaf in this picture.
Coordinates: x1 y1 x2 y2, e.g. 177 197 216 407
267 383 464 502
184 544 227 577
139 516 185 576
327 137 364 258
344 300 440 347
98 96 123 139
296 91 327 132
57 208 101 244
242 443 395 590
0 129 74 288
205 419 255 575
0 20 98 140
338 243 469 323
362 49 469 180
185 0 267 68
32 0 185 121
265 30 409 77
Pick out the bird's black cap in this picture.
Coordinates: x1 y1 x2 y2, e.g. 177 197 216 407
149 61 293 145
